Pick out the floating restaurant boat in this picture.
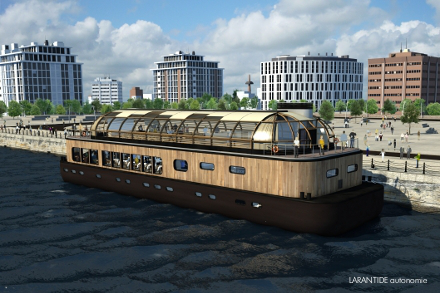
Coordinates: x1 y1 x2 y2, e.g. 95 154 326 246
60 103 383 236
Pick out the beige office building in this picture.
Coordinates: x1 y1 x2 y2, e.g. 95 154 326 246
368 49 440 110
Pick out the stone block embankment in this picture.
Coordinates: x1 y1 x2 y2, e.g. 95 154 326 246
0 132 66 156
362 169 440 212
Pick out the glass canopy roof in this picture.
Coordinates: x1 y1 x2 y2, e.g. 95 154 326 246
91 109 334 151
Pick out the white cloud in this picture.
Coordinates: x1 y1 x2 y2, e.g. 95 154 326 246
427 0 440 24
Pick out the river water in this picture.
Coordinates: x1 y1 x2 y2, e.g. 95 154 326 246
0 147 440 293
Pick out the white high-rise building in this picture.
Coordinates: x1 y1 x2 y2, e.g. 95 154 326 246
91 76 123 105
151 51 223 103
0 40 83 106
260 53 364 110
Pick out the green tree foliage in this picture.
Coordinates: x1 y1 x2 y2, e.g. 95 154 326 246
230 101 239 110
145 99 153 109
232 90 240 104
55 104 66 114
426 102 440 115
318 100 334 121
335 100 346 113
82 102 93 115
7 100 22 118
413 98 426 115
217 99 227 110
189 100 200 110
132 99 144 109
240 97 249 109
30 104 41 115
400 102 419 134
163 100 171 109
250 97 258 109
357 99 366 113
367 99 379 114
178 99 187 110
101 104 113 114
71 100 81 114
201 93 213 106
382 99 397 114
35 98 52 115
153 98 164 109
171 102 178 109
350 100 363 122
112 101 122 110
268 100 278 110
399 98 412 112
0 101 7 117
122 98 135 109
19 100 32 115
222 93 232 104
206 97 218 110
91 99 102 112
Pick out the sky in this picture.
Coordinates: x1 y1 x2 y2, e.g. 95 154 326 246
1 0 440 101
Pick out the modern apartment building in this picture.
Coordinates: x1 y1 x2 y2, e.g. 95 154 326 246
151 51 223 103
368 49 440 110
129 87 143 99
91 76 122 105
0 40 83 106
260 53 364 110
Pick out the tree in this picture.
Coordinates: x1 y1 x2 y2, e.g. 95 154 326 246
35 98 52 115
240 97 249 109
206 97 218 110
145 99 153 109
7 100 22 118
335 100 346 113
163 100 171 109
250 97 259 109
112 101 122 110
318 100 334 121
413 98 426 115
153 98 164 109
30 104 41 115
268 100 278 110
55 104 66 114
189 100 200 110
382 99 396 114
350 100 362 122
82 102 93 115
399 98 412 112
171 102 178 109
357 99 366 113
426 102 440 115
19 100 32 115
222 93 232 104
400 102 419 134
71 100 81 114
366 99 378 114
217 99 227 110
178 99 187 110
101 104 113 114
91 99 102 112
232 90 240 104
0 101 7 117
132 99 144 109
230 101 239 110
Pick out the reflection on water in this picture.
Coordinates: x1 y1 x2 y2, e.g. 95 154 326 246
0 147 439 292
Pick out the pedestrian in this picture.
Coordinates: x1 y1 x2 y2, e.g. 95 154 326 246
391 126 394 135
393 139 396 150
415 153 421 168
407 145 412 159
319 135 325 155
366 145 370 157
294 136 299 158
417 130 420 140
400 146 404 159
381 148 385 162
400 133 404 141
405 132 409 143
349 131 356 148
379 131 383 141
364 134 367 145
340 131 348 150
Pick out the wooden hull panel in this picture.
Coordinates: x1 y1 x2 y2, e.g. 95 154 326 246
60 160 383 236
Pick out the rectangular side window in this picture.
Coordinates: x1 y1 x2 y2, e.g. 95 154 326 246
326 168 338 178
230 166 246 175
200 162 215 171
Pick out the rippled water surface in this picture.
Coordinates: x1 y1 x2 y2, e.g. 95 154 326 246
1 147 440 292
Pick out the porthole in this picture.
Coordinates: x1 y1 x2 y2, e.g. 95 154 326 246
154 185 161 190
71 170 77 174
195 192 202 197
166 187 173 192
143 182 150 187
79 171 84 175
252 202 262 208
63 168 69 172
235 199 246 206
96 174 102 179
208 194 216 200
116 177 121 182
125 179 131 184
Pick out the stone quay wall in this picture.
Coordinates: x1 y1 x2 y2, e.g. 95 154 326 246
0 129 66 156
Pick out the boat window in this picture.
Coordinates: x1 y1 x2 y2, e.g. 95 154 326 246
154 157 163 174
200 162 215 171
154 184 161 189
72 147 81 162
132 154 141 171
122 153 131 170
208 194 216 200
143 182 150 187
143 156 153 173
81 148 90 163
112 152 121 168
326 168 339 178
102 151 111 166
96 174 102 179
108 118 125 131
277 121 293 141
174 159 188 172
347 164 358 173
229 166 246 175
90 150 98 165
195 192 202 197
120 118 135 131
116 177 121 182
166 187 174 192
235 199 246 205
125 179 131 184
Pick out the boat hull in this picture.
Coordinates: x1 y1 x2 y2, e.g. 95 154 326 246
60 160 384 236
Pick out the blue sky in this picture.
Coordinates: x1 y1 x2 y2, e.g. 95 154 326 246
1 0 440 100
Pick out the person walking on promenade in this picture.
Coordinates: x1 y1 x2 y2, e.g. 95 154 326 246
415 153 421 168
380 149 386 162
391 126 394 135
400 146 404 159
364 134 367 145
319 135 325 155
340 131 348 150
407 145 412 160
366 145 370 157
401 132 404 142
405 132 409 143
418 130 420 140
393 139 396 150
349 131 356 148
294 136 299 158
379 131 383 141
